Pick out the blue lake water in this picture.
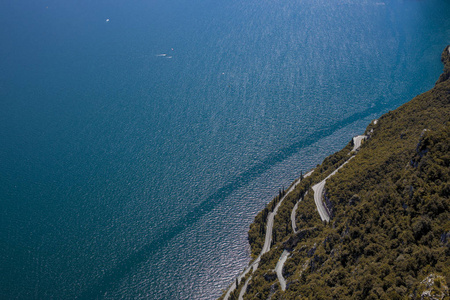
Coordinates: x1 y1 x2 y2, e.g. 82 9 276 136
1 0 449 298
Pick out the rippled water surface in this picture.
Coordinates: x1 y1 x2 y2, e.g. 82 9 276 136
1 0 449 298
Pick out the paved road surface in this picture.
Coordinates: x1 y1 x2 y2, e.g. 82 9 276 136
225 134 364 298
223 170 312 299
312 158 353 222
238 276 252 300
351 135 366 152
275 250 290 291
291 191 308 233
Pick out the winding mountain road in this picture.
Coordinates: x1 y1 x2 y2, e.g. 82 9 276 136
312 157 353 222
223 170 312 299
313 134 365 221
227 135 365 298
225 134 365 297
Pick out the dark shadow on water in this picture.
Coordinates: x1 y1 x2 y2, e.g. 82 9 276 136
78 103 387 299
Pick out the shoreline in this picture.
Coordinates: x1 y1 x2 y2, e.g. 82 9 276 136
221 137 364 299
219 45 450 299
222 169 314 300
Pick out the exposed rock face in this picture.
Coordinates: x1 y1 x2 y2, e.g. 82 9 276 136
263 271 277 282
440 231 450 247
307 243 317 257
420 274 449 300
282 227 318 251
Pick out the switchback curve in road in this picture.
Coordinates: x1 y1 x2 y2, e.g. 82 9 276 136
351 135 366 152
312 157 354 222
223 170 312 299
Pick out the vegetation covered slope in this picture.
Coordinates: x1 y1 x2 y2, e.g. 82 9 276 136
233 46 450 300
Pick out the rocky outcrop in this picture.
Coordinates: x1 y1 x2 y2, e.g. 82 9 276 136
440 231 450 247
283 227 318 251
420 274 449 300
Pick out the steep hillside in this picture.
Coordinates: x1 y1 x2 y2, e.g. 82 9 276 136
224 46 450 300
